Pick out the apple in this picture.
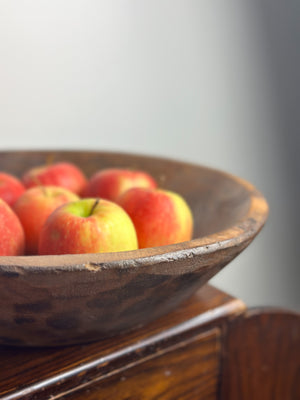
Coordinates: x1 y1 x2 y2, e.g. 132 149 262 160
117 187 193 248
82 168 157 202
0 172 26 206
13 186 79 255
0 198 25 256
38 198 138 255
22 161 88 195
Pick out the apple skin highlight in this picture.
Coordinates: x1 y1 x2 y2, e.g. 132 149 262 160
0 198 25 256
13 186 79 255
117 187 193 249
82 168 157 202
22 162 88 195
0 172 25 207
38 198 138 255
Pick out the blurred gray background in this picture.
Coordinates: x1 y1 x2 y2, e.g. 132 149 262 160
0 1 299 310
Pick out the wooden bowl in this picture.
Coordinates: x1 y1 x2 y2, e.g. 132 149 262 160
0 150 268 347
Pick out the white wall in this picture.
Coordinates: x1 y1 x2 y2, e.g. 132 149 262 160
1 1 298 310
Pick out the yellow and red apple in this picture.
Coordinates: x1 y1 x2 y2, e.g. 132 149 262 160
22 162 87 195
0 198 25 256
0 172 25 207
38 198 138 255
13 186 79 255
82 168 157 202
117 187 193 248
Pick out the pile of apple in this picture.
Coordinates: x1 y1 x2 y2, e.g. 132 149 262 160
0 161 193 256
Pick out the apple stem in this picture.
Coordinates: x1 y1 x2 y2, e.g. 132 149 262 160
46 154 55 166
32 176 48 196
90 198 100 215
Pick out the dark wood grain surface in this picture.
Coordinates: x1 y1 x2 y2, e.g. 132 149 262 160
0 285 246 400
220 308 300 400
61 329 220 400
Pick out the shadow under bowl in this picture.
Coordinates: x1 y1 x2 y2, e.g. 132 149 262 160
0 150 268 347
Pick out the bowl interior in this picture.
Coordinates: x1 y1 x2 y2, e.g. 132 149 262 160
0 150 252 244
0 150 268 346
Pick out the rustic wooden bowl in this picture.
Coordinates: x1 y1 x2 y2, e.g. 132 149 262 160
0 150 268 347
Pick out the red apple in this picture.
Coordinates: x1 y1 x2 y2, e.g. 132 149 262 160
22 162 87 195
38 198 138 255
13 186 79 255
0 198 25 256
117 187 193 248
0 172 26 206
82 168 157 202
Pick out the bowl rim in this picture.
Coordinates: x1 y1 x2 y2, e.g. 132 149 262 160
0 152 269 271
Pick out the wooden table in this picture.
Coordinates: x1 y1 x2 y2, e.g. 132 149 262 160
0 285 299 400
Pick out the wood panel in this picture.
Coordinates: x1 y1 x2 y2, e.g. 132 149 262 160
220 309 300 400
54 330 220 400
